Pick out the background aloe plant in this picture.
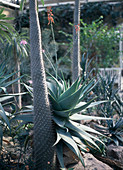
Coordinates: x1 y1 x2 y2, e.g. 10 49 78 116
93 72 123 146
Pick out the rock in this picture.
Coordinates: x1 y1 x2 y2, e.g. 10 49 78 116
107 145 123 162
94 145 123 169
71 153 113 170
106 145 123 169
63 146 79 167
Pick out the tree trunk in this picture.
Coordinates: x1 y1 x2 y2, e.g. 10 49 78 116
29 0 55 169
72 0 81 83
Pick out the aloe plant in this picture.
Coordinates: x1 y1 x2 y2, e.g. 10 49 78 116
12 74 111 168
95 118 123 146
47 74 110 167
93 72 123 146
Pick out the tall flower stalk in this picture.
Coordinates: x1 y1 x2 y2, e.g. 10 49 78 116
29 0 55 168
47 7 58 79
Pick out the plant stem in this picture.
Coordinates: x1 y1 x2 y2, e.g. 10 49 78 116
51 23 58 79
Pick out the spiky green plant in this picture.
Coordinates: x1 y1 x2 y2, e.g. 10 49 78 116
12 74 111 168
93 72 123 146
0 62 24 147
95 118 123 146
47 74 110 168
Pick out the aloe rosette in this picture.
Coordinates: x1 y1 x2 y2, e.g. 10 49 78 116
13 75 110 168
47 74 109 168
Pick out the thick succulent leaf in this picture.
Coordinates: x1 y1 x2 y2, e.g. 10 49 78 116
0 62 6 75
0 72 17 85
77 144 88 152
48 88 57 100
114 118 123 130
72 136 87 152
112 137 119 146
17 105 33 114
61 73 67 92
47 81 57 99
0 103 10 129
79 79 95 100
25 105 33 110
11 114 33 123
57 129 85 166
72 136 83 145
23 83 33 97
52 116 66 129
65 121 101 151
47 73 63 94
93 124 109 131
58 85 83 110
18 109 33 114
116 135 123 143
71 98 96 114
58 78 79 101
53 109 71 117
64 141 85 167
0 96 14 103
87 100 108 109
57 128 80 156
53 132 61 146
79 82 97 102
0 87 7 93
70 114 111 121
3 76 23 88
71 121 104 136
56 142 65 168
49 94 62 111
71 130 100 151
67 120 105 146
57 128 85 166
0 93 26 103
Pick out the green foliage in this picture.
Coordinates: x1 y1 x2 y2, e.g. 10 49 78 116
0 8 14 43
95 118 123 146
80 52 95 82
47 74 110 168
3 31 29 73
93 72 123 146
94 73 122 117
0 63 23 148
80 17 121 68
14 75 111 168
60 17 121 70
4 31 29 60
